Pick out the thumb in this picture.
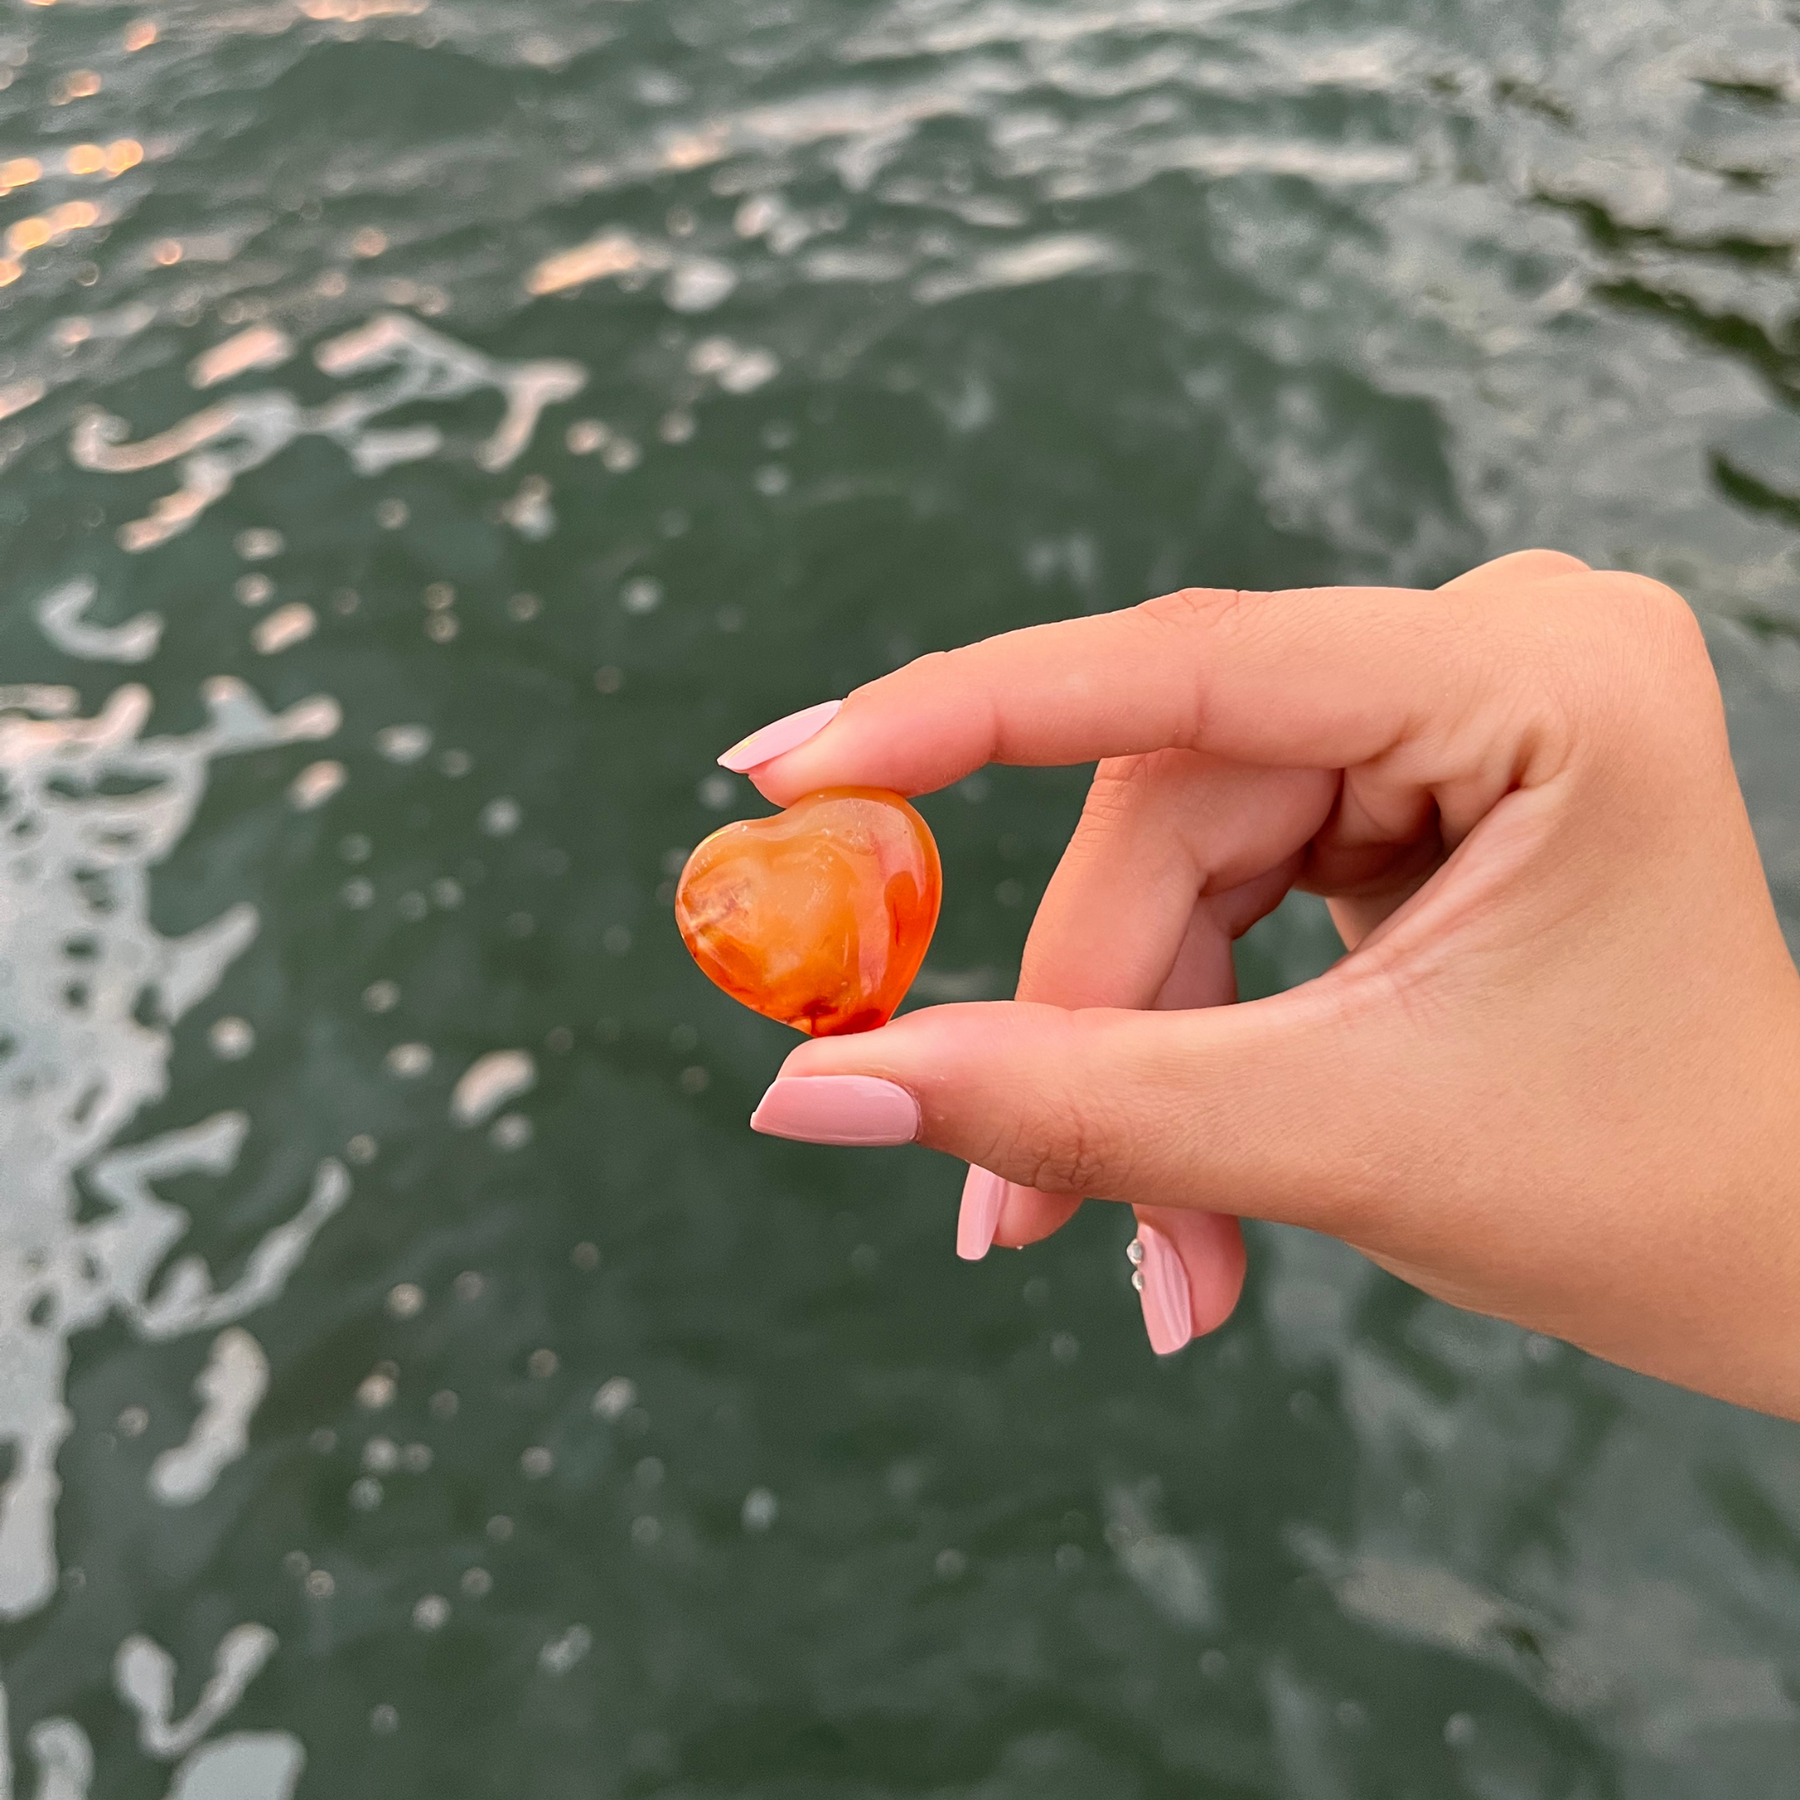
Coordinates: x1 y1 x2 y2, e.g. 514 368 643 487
749 992 1366 1232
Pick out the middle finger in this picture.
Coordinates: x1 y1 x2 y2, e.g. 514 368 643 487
976 752 1334 1344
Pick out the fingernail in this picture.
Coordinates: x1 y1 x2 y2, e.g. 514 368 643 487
957 1166 1006 1261
1132 1224 1193 1355
750 1075 919 1146
718 700 842 772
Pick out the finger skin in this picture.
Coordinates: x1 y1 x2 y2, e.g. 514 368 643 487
778 994 1366 1224
993 759 1317 1252
1019 754 1333 1013
827 559 1602 1286
756 584 1443 801
766 769 1800 1417
1437 547 1590 591
738 550 1800 1417
748 569 1642 809
993 754 1332 1341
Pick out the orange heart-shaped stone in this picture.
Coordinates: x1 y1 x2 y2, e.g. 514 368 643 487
675 788 941 1036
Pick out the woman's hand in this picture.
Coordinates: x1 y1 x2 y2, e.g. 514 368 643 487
722 552 1800 1419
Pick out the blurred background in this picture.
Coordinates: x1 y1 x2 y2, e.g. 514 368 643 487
1 0 1798 1795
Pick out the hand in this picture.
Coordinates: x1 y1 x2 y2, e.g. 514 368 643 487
725 552 1800 1420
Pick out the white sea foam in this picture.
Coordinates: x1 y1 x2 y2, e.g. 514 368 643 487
0 1686 91 1800
538 1624 592 1675
116 1624 278 1757
666 257 737 312
374 724 432 763
450 1050 536 1127
188 327 295 391
1 1624 300 1799
0 687 78 717
525 229 660 295
688 337 781 393
1103 1481 1216 1631
287 759 345 810
251 603 315 655
0 677 347 1620
0 380 46 424
164 1735 303 1800
34 578 163 664
500 474 556 540
149 1330 269 1506
72 314 585 550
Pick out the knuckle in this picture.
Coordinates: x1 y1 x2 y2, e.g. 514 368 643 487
990 1064 1133 1200
1016 1114 1120 1198
1511 545 1590 576
1634 579 1710 668
1538 572 1721 765
1073 751 1202 852
1443 547 1588 595
1588 573 1714 692
1601 570 1694 632
1137 585 1250 637
902 646 958 685
1079 754 1155 826
1129 589 1255 752
1572 569 1688 636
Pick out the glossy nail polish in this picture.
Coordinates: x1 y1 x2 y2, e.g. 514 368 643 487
749 1075 919 1146
717 700 842 773
1132 1223 1193 1355
957 1166 1006 1261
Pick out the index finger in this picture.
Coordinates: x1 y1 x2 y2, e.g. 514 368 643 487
734 580 1580 805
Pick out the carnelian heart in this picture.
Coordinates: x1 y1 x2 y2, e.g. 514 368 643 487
675 788 941 1036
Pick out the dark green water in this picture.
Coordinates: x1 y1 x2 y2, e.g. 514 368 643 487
1 1 1799 1794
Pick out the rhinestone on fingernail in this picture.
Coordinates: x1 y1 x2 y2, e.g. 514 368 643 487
1126 1237 1145 1267
1131 1270 1145 1292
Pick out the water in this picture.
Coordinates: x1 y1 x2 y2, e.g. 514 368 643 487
0 0 1798 1793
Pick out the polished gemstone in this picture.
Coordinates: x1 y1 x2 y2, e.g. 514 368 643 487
675 788 941 1036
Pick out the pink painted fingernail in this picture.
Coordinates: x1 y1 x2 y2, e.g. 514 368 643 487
718 700 842 772
957 1166 1006 1261
1131 1224 1193 1355
750 1075 919 1146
